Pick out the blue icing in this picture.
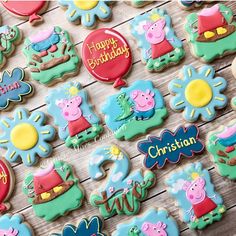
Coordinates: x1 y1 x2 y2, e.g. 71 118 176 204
46 81 100 141
31 33 60 52
51 216 106 236
113 208 179 236
0 214 33 236
102 80 165 132
58 0 112 28
179 0 202 7
130 8 183 62
138 125 204 169
166 162 223 223
0 68 32 110
89 145 144 198
0 25 9 34
169 65 227 122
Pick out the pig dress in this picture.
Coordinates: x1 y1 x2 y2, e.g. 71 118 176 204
68 116 91 137
151 39 174 59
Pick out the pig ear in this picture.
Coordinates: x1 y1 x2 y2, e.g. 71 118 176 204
156 221 162 228
141 223 149 231
73 96 82 105
182 181 191 191
146 89 151 94
159 18 166 29
56 99 66 109
198 177 206 187
131 90 138 99
161 223 166 229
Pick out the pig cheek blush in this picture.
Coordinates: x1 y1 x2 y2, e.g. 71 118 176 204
185 4 236 62
130 8 185 72
23 26 80 85
166 162 226 230
46 81 103 149
137 125 204 169
102 80 168 141
112 208 179 236
22 161 84 222
82 28 132 88
207 119 236 180
50 216 107 235
89 145 156 217
169 65 227 122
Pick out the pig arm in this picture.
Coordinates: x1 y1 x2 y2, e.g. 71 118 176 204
62 124 68 131
166 37 175 43
85 114 92 120
145 48 152 58
209 194 217 200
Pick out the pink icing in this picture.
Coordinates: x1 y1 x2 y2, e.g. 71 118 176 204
216 125 236 139
142 221 167 236
29 27 54 43
34 163 54 177
0 228 18 236
198 4 219 17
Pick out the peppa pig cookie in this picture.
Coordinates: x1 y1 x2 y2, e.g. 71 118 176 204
0 158 15 214
112 208 179 236
0 68 33 111
89 144 156 218
169 65 227 122
23 26 80 85
46 81 103 149
138 125 204 169
0 214 34 236
130 8 185 72
207 120 236 180
82 28 132 88
0 24 21 69
58 0 113 28
0 108 55 167
1 0 48 25
102 80 168 140
185 4 236 62
166 162 226 230
22 161 84 222
50 216 107 236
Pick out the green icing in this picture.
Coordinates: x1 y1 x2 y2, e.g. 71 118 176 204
189 205 226 230
114 107 168 140
65 124 104 148
185 4 236 62
128 226 141 236
207 127 236 180
90 171 156 218
116 93 134 121
22 161 84 222
0 25 21 67
23 26 80 84
131 0 151 7
146 47 185 72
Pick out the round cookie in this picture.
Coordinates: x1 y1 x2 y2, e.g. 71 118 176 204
166 162 226 230
22 161 84 222
185 4 236 62
0 214 34 236
23 26 80 85
89 144 156 217
82 28 132 88
102 80 168 140
169 65 227 122
0 108 55 167
58 0 113 28
0 68 33 111
1 0 48 26
0 158 15 214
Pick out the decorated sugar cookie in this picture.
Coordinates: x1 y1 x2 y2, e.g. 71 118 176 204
22 161 84 222
46 81 103 149
185 4 236 62
178 0 204 10
138 125 204 169
51 216 107 236
231 57 236 110
126 0 153 8
112 208 179 236
166 162 226 230
89 144 156 217
0 68 33 111
130 8 185 72
0 24 21 69
207 120 236 180
102 80 168 140
1 0 48 25
0 214 34 236
0 159 15 213
58 0 112 28
0 108 55 167
23 26 80 85
82 28 132 88
169 65 227 122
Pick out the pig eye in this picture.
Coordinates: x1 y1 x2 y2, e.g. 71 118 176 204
66 104 69 107
194 184 197 187
191 187 194 191
70 101 73 104
141 94 144 97
145 97 148 100
153 227 156 230
151 27 154 30
154 23 157 27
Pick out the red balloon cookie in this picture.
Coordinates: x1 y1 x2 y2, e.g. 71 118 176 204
82 28 132 88
1 0 48 25
0 158 15 213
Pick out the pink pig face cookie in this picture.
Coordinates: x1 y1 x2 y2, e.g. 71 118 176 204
142 221 167 236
